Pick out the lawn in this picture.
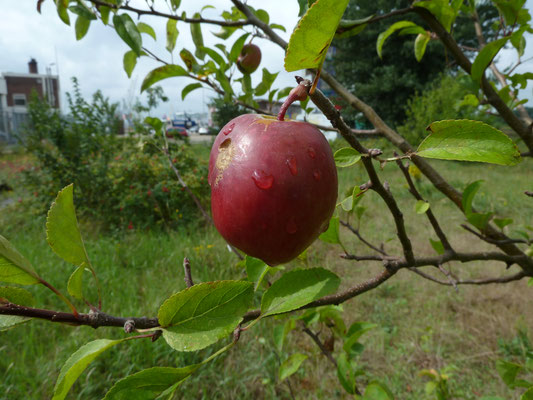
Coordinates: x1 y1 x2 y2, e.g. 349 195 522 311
1 141 532 399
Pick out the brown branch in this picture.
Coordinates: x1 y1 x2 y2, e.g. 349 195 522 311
0 303 159 329
396 158 453 251
301 326 337 367
88 0 251 28
306 83 415 264
461 224 531 245
340 220 389 256
409 268 526 286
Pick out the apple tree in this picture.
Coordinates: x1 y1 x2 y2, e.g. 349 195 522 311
1 0 533 398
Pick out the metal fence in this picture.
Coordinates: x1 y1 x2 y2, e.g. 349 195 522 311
0 110 30 144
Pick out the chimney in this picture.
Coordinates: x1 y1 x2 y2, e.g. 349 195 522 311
28 58 38 74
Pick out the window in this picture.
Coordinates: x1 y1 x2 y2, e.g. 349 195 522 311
13 94 27 107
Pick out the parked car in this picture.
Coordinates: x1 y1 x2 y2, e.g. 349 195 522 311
165 126 189 138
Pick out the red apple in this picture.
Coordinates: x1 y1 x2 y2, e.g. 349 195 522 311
208 114 338 265
236 44 262 74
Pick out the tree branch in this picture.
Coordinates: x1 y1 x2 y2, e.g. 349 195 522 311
409 268 526 286
88 0 251 28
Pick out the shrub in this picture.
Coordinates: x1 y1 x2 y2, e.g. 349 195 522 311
397 74 494 145
21 79 209 231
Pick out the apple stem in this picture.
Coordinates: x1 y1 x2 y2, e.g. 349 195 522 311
277 77 311 121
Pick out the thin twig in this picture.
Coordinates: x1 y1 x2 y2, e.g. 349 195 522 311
396 157 453 251
340 220 389 256
183 257 194 288
461 224 530 245
301 326 337 367
409 268 526 286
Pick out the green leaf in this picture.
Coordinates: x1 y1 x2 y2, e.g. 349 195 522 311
166 19 179 53
46 184 91 268
123 50 137 78
137 22 156 41
462 180 484 216
522 388 533 400
215 70 233 99
99 6 110 25
245 256 270 291
337 352 356 394
113 14 142 56
201 46 225 67
69 4 96 20
270 23 287 32
334 147 362 167
417 120 521 166
141 65 188 92
414 31 430 62
67 264 85 300
229 33 250 63
363 381 394 400
344 322 378 355
53 339 125 400
494 218 513 230
319 216 340 244
103 365 199 400
273 319 296 353
414 0 459 32
255 68 279 96
285 0 350 72
158 281 253 352
528 277 533 287
253 8 270 24
471 37 509 84
279 353 307 381
467 212 493 230
415 200 430 214
261 268 340 317
213 26 238 40
429 238 445 255
0 315 30 331
0 234 40 285
335 16 374 39
190 13 205 60
55 0 70 25
179 48 198 71
74 15 90 40
170 0 181 10
0 286 34 306
496 359 522 388
340 195 354 212
181 83 202 101
377 21 419 58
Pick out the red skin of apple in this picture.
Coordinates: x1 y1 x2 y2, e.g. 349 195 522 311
208 114 338 266
236 44 262 74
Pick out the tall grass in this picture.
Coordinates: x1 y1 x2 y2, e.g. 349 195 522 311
1 149 532 399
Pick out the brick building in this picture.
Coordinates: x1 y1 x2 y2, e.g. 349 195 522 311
0 58 60 142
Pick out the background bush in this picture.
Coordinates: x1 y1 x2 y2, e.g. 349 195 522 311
21 79 209 231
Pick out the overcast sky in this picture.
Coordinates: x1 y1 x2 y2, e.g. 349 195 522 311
0 0 531 118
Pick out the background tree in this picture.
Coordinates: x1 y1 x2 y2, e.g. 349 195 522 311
330 0 500 127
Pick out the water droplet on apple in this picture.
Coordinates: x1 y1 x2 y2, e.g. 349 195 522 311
313 170 321 181
286 217 298 234
252 170 274 189
286 156 298 176
222 122 235 135
307 147 316 159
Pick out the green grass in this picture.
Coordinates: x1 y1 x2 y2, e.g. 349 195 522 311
1 146 533 399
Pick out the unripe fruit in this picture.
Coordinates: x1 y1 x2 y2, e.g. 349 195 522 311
236 44 262 74
208 114 337 265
